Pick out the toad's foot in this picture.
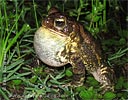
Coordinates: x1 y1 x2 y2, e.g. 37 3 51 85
91 65 115 93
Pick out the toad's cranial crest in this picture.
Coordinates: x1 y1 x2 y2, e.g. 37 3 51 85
34 7 115 93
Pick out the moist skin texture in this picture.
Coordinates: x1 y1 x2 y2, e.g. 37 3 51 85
34 7 115 93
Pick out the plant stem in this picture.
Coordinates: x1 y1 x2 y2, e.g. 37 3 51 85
103 0 106 29
33 0 39 28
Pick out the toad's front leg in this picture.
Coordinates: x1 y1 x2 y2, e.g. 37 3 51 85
70 55 85 87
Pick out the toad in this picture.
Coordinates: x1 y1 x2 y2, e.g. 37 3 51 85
34 7 115 92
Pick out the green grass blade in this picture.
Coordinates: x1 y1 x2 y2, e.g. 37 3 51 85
6 59 24 71
0 87 9 100
6 24 29 53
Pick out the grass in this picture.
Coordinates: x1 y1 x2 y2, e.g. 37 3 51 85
0 0 127 100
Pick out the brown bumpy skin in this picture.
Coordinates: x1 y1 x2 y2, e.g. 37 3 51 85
34 7 115 93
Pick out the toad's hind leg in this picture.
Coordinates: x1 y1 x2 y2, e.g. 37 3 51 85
91 64 115 92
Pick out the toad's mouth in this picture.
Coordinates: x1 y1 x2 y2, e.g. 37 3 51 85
42 25 67 37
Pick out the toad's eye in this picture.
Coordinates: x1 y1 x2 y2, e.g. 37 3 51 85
54 18 66 30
